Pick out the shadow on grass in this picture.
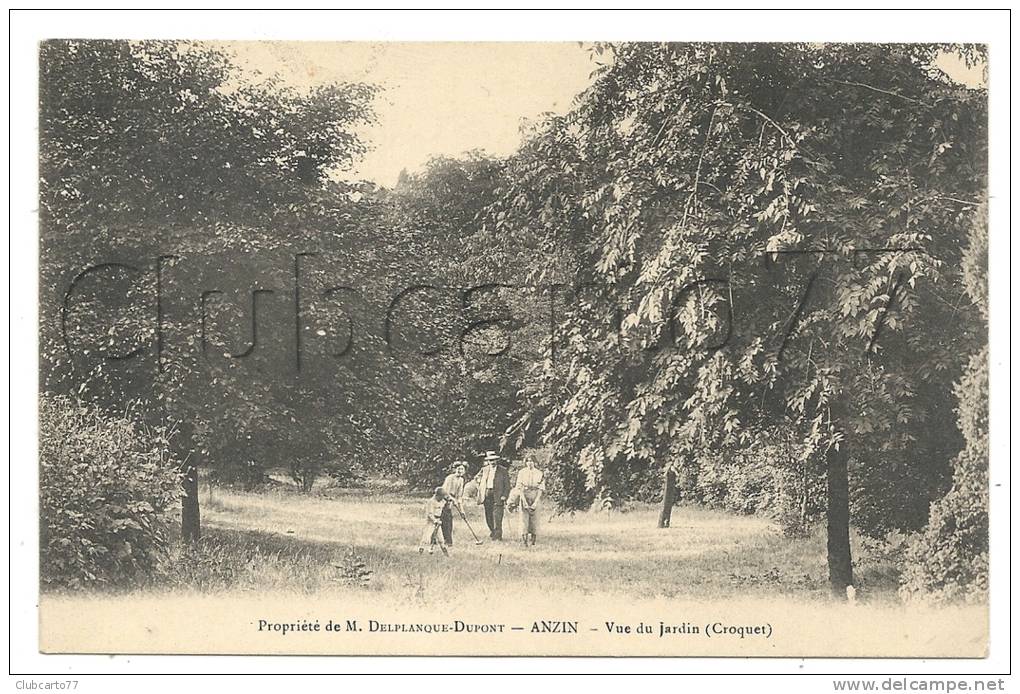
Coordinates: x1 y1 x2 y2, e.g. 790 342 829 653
199 492 904 603
49 488 899 607
177 522 854 605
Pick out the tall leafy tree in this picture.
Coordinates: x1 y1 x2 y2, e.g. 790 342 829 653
490 43 986 594
385 154 538 482
39 40 383 540
900 207 988 602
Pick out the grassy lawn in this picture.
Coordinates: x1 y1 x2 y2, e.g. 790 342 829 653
174 481 896 605
39 482 987 656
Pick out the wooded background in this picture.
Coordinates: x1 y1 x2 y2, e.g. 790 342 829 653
39 41 988 602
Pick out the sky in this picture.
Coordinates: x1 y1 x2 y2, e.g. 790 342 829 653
222 42 598 187
219 42 986 189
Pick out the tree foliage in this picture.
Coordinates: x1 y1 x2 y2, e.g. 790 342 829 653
39 40 437 509
486 42 987 590
39 40 990 599
900 208 988 602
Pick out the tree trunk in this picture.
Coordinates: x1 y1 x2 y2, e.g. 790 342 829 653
825 439 852 596
657 468 678 528
800 461 809 529
182 462 201 543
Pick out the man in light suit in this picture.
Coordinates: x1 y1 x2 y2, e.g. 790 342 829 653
474 450 510 541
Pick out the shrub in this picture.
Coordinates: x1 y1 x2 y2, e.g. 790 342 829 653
334 547 374 587
202 432 270 490
208 457 269 490
291 455 366 493
544 450 663 513
849 449 953 540
900 347 988 603
693 446 826 537
545 453 595 513
600 455 663 505
398 452 449 492
39 395 183 588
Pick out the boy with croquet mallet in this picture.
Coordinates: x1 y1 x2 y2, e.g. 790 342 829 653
418 487 451 555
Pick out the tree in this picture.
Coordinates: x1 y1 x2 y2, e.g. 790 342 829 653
385 154 539 484
39 40 379 541
488 43 986 595
900 207 988 602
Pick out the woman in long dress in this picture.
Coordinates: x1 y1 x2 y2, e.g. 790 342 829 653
514 455 545 546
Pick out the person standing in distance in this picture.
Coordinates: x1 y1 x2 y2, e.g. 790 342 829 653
474 450 510 541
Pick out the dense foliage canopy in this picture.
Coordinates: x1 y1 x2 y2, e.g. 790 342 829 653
39 40 988 599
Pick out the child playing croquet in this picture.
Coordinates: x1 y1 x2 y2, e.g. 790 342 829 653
418 486 451 555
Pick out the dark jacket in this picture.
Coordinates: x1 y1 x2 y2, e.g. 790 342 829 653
474 464 510 503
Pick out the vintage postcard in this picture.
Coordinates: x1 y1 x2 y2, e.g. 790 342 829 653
33 33 993 660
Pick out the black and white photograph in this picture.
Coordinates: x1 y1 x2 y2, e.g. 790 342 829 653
9 7 1011 682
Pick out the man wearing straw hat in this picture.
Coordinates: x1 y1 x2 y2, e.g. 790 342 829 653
473 450 510 541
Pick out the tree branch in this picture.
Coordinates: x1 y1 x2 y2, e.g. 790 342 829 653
827 79 933 108
933 194 983 207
